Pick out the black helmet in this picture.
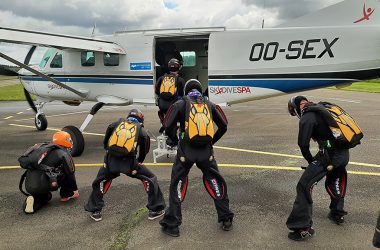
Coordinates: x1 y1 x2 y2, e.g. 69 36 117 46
184 79 203 96
168 58 181 72
127 109 144 123
288 96 308 118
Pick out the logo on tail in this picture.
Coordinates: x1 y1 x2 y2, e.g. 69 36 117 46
354 3 375 23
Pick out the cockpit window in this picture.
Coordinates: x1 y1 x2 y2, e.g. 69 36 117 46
50 52 63 68
39 48 55 68
103 53 119 66
81 51 95 66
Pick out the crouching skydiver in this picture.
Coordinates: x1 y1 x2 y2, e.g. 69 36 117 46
286 96 350 241
19 131 79 214
159 79 234 237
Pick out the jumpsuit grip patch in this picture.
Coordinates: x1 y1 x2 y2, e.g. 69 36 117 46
177 176 188 202
203 175 225 200
100 179 112 194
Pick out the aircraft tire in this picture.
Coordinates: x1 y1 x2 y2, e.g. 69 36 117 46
35 114 48 131
62 125 85 157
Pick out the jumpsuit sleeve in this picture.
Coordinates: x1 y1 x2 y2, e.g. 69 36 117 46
57 149 76 174
137 128 150 163
211 103 228 145
103 121 118 149
176 77 185 98
298 114 316 164
155 77 163 96
164 101 182 145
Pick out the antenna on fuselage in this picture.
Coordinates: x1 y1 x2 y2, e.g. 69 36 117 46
261 0 266 29
91 22 96 37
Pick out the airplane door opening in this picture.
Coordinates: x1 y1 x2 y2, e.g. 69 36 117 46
154 35 209 95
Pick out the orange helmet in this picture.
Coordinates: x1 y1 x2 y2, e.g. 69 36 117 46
52 131 73 149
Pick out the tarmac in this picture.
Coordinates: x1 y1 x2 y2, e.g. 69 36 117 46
0 88 379 249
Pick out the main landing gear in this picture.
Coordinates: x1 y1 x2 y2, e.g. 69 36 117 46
32 101 104 157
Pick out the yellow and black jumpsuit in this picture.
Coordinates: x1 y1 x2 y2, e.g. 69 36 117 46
286 111 349 231
85 120 165 213
159 97 234 229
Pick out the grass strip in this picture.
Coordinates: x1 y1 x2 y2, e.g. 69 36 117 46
110 207 148 250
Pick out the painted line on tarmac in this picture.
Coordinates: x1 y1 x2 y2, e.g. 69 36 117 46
8 123 104 136
1 163 380 177
4 116 13 120
8 123 156 141
6 123 379 168
16 111 23 115
13 107 120 122
214 145 380 168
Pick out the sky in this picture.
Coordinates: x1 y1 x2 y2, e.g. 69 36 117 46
0 0 342 65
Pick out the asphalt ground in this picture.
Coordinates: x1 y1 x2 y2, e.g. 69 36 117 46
0 89 379 249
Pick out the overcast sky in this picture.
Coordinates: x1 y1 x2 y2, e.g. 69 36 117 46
0 0 341 65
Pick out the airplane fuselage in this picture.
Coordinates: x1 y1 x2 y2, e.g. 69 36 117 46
19 25 380 105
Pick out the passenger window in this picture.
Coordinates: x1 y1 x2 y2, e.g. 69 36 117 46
81 51 95 66
103 53 119 66
50 52 63 68
180 51 196 67
39 48 54 68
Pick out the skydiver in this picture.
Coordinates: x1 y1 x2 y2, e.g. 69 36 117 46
154 58 186 133
286 96 351 241
159 79 234 237
84 109 166 221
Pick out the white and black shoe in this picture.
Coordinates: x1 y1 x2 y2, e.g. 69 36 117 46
90 211 102 222
148 210 165 220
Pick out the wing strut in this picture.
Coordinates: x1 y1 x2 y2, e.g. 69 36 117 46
0 51 87 98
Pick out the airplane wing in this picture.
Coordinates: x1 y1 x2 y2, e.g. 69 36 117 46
0 26 126 54
278 0 380 28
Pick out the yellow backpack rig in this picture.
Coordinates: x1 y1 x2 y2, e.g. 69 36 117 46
307 102 363 149
108 120 140 157
159 74 177 100
184 96 214 145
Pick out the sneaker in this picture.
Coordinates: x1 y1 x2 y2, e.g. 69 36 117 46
24 196 34 214
60 190 79 202
161 225 180 237
148 210 165 220
328 211 347 225
222 219 233 231
90 211 102 222
288 228 315 241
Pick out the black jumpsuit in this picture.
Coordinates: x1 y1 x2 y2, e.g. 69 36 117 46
155 73 185 126
25 147 78 211
286 111 349 231
85 120 165 213
159 97 234 228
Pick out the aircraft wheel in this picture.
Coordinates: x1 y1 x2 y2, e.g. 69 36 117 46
35 114 48 131
62 125 85 157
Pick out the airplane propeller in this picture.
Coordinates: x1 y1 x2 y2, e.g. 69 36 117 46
23 46 38 114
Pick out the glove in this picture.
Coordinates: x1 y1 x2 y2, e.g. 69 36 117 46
166 137 178 148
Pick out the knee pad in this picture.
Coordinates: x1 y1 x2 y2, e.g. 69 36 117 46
325 170 347 199
100 179 112 194
203 169 226 200
176 176 188 202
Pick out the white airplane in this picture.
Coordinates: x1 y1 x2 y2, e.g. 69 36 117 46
0 0 379 156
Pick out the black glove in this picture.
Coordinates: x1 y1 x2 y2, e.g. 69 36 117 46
166 137 178 147
313 150 331 168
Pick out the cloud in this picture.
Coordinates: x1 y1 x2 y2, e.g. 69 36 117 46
0 0 342 65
